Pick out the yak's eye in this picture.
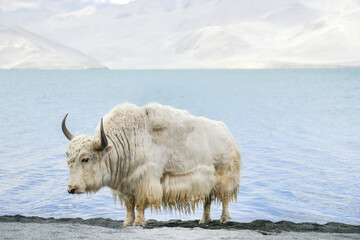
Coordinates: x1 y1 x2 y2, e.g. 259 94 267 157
81 158 89 163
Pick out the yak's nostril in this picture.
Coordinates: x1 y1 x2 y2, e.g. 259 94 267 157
68 188 76 194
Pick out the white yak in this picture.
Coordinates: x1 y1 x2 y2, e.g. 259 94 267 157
62 103 241 227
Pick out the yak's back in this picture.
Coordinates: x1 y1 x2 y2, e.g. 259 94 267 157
144 103 237 174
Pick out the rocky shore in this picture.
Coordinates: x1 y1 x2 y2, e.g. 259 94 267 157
1 215 359 234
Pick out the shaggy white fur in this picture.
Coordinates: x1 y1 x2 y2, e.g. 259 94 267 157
65 103 242 227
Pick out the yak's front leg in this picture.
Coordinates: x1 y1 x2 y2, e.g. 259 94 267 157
133 202 148 227
199 196 212 224
123 196 135 227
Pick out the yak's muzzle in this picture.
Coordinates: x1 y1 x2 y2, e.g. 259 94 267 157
67 185 77 194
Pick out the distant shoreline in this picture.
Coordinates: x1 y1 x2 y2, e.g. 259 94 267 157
1 215 359 234
1 66 360 71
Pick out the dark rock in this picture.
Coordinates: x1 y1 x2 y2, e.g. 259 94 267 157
1 215 359 234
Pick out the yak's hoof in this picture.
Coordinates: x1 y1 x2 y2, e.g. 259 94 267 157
199 217 212 224
220 215 230 224
123 219 135 227
133 219 147 227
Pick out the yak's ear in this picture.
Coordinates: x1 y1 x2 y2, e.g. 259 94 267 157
106 145 112 152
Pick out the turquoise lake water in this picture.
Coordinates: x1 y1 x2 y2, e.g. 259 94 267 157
0 69 359 224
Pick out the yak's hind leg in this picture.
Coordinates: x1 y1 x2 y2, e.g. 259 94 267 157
220 195 231 223
219 146 241 224
123 196 135 227
199 195 212 224
133 201 148 227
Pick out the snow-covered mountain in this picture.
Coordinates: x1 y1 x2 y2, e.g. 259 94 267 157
1 0 360 69
0 24 105 69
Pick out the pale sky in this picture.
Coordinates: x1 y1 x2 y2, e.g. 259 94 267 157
0 0 137 12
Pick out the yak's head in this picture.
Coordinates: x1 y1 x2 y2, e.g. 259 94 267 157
62 114 111 194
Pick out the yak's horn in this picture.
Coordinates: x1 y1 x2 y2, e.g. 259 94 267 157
62 114 74 141
95 118 108 151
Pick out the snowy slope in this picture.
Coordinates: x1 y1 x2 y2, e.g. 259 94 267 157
1 0 360 69
0 24 105 69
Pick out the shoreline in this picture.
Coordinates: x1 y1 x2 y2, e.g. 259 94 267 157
1 215 359 234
